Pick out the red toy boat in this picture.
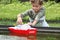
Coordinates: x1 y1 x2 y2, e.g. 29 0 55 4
8 27 37 36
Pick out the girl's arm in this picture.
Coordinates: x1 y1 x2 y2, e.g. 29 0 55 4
16 14 23 25
32 20 37 26
27 19 37 26
16 10 30 25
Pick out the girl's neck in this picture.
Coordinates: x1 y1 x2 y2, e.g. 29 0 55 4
35 10 39 13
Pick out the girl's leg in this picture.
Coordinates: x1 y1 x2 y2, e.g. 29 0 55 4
42 20 49 27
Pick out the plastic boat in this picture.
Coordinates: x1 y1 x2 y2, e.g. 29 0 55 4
8 27 37 36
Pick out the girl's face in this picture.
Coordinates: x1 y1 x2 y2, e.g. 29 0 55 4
32 3 41 13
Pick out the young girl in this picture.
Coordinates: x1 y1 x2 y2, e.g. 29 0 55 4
16 0 49 27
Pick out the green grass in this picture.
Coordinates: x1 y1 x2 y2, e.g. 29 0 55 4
44 2 60 21
0 2 31 20
0 1 60 21
0 21 16 25
49 23 60 27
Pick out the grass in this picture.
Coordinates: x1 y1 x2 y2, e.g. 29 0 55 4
0 2 31 20
48 23 60 27
0 1 60 21
44 2 60 21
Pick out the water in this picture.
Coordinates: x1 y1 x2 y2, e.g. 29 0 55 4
0 35 36 40
0 35 21 40
0 34 60 40
37 34 60 40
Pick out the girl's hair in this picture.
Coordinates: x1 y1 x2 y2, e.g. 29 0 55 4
30 0 43 5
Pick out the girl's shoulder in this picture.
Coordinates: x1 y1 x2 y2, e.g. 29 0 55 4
41 6 45 10
39 6 45 12
27 9 34 13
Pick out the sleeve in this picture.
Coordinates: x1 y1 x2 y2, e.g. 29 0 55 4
21 10 29 18
35 8 45 21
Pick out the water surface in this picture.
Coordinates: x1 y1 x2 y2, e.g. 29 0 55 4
0 33 60 40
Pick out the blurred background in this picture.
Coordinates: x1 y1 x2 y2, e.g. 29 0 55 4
0 0 60 27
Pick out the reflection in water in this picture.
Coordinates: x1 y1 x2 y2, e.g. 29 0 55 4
0 35 36 40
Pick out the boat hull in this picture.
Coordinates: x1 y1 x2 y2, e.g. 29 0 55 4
8 27 37 36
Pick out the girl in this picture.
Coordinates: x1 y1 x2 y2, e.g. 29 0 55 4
17 0 49 27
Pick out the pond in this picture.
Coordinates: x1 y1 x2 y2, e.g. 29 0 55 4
0 33 60 40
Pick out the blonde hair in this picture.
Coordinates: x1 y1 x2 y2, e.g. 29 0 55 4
30 0 43 5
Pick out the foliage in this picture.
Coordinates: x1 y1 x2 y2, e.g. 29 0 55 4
0 0 19 4
0 2 31 21
0 1 60 21
44 1 60 21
